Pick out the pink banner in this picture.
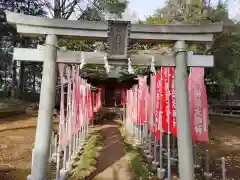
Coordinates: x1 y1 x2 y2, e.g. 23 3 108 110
189 68 209 142
74 66 80 133
58 63 66 148
134 86 138 124
96 88 102 111
143 88 149 124
169 68 177 136
132 87 137 124
155 72 161 140
138 76 147 125
66 66 72 139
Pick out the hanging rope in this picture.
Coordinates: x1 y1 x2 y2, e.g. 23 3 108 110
79 52 85 70
128 58 134 74
104 55 111 73
150 56 156 74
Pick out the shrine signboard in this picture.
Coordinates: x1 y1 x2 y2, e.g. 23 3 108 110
107 20 130 60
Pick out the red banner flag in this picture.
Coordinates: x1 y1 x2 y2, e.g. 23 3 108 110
121 88 126 107
161 67 168 132
155 72 161 140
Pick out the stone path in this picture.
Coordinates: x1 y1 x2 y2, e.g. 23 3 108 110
88 112 134 180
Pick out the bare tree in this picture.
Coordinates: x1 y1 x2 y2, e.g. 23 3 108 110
41 0 127 20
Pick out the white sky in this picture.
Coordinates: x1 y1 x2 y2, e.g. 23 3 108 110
47 0 240 21
128 0 240 21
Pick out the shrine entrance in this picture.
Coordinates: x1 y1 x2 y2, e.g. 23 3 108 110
5 10 223 180
105 88 115 106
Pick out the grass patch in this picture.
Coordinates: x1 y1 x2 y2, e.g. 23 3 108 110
68 134 102 180
117 121 155 180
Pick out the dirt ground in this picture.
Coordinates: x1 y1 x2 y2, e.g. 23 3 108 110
0 116 36 180
199 119 240 180
1 112 240 180
0 114 58 180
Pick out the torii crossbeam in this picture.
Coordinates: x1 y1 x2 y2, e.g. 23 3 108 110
4 10 223 180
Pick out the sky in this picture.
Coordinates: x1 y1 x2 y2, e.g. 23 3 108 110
127 0 240 21
47 0 240 21
128 0 165 20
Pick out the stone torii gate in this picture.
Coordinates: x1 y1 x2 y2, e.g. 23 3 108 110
5 11 222 180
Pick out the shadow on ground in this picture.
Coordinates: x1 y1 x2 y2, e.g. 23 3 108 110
0 167 31 180
199 118 240 179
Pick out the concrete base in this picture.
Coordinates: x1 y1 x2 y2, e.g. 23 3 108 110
194 164 201 174
203 172 213 179
27 175 31 180
157 168 166 180
172 149 177 157
78 143 84 151
152 161 160 171
139 144 145 150
170 158 178 166
66 161 72 171
71 155 76 161
194 164 201 169
140 147 146 154
146 154 153 160
50 152 58 163
146 154 154 164
134 139 141 147
59 169 68 180
144 149 149 155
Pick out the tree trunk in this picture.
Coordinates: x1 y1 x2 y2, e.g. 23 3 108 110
19 61 25 99
4 64 7 96
11 60 17 98
54 0 61 18
32 63 36 93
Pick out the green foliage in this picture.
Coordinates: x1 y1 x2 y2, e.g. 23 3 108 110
142 16 168 24
79 0 127 21
0 0 128 96
142 0 240 95
55 0 128 81
119 123 154 180
57 39 94 51
210 35 240 95
0 0 47 94
70 134 102 180
103 0 127 17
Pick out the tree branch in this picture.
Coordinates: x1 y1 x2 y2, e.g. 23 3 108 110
40 0 54 17
62 0 81 19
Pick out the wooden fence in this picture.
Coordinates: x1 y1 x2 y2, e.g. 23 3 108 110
208 100 240 115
